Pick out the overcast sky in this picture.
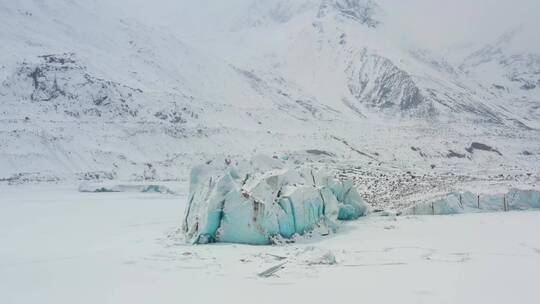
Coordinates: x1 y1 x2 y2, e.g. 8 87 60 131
100 0 540 52
377 0 540 51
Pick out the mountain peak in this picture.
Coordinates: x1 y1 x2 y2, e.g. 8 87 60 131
317 0 380 27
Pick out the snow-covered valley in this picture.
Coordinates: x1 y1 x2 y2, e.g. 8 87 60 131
1 0 540 302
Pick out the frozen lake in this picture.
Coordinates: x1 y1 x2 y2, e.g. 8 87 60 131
1 184 540 304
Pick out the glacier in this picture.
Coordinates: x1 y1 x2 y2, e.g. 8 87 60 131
402 189 540 216
182 156 369 245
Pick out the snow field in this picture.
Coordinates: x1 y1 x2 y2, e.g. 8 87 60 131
1 184 540 304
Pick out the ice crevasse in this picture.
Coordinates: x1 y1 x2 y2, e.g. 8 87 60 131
182 156 369 245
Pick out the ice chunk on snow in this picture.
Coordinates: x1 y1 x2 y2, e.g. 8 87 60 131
402 189 540 216
182 155 369 245
506 189 540 210
332 179 369 220
78 182 174 194
295 246 337 266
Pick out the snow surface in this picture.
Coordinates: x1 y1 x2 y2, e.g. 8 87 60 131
2 184 540 304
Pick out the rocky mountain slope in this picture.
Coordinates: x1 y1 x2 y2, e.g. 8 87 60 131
0 0 539 188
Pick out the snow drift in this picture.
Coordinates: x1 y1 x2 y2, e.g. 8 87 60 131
182 156 369 245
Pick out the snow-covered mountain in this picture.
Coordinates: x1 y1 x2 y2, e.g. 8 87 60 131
1 0 539 185
459 27 540 128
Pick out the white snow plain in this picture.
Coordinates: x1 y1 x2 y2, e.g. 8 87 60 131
1 184 540 304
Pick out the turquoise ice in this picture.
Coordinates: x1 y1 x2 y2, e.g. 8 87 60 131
403 189 540 216
182 156 369 245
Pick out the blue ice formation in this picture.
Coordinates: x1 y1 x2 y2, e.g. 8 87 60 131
182 156 369 245
402 189 540 216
